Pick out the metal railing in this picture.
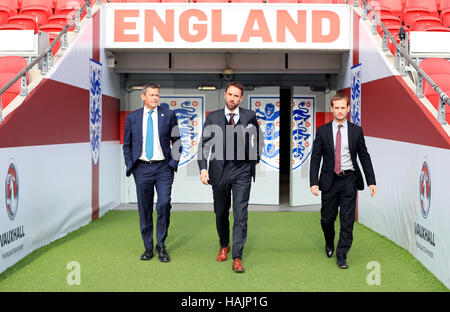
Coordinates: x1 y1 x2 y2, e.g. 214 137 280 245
0 0 93 123
361 0 450 125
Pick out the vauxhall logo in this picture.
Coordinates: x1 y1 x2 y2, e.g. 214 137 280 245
5 159 19 221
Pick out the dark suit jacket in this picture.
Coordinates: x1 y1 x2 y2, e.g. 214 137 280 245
123 105 181 177
310 121 376 193
197 107 264 185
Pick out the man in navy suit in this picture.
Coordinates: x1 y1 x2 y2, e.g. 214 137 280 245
310 93 376 269
123 83 181 262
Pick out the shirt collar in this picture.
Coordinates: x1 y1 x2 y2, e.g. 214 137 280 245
332 119 347 129
224 106 239 116
144 105 157 116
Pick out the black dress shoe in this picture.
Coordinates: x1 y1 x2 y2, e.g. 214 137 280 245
337 261 349 269
325 244 334 258
156 244 170 263
140 249 153 261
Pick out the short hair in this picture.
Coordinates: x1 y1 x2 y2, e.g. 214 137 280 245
141 83 160 95
331 93 349 107
225 81 244 97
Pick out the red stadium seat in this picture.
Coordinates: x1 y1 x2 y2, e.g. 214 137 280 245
192 0 229 2
55 0 82 14
191 0 230 3
441 8 450 27
412 15 442 31
20 6 51 26
405 0 438 13
403 7 433 28
420 58 450 96
0 73 22 109
440 0 450 10
423 74 450 109
377 15 402 36
334 0 363 5
21 0 54 10
0 0 19 13
368 0 403 18
383 24 409 38
39 23 64 32
0 14 10 26
387 34 400 56
266 0 299 2
230 0 264 2
0 56 28 78
0 0 19 26
421 25 450 31
0 55 28 109
159 0 189 2
7 14 37 32
0 23 26 30
48 32 61 56
301 0 334 3
125 0 159 2
420 58 450 76
48 13 75 30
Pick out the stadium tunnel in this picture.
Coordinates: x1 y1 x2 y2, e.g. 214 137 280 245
116 51 343 207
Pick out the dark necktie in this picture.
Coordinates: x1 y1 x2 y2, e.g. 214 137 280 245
334 125 343 175
145 110 154 160
229 113 235 126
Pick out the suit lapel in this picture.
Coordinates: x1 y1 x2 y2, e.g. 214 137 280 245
326 122 334 152
136 108 144 143
157 105 164 137
347 122 354 154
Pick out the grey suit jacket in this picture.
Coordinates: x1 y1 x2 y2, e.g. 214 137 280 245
197 107 264 185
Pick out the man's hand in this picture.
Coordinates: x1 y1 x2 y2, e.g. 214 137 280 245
369 185 376 197
200 170 209 185
310 185 319 196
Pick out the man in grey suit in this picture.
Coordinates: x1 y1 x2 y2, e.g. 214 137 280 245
197 81 264 273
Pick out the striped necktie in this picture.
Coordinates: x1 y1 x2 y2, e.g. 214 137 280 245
229 113 235 126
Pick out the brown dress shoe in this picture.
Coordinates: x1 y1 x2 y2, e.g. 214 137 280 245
217 245 230 262
232 258 245 273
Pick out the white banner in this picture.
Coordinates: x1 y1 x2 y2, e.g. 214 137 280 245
351 63 361 126
159 96 204 167
359 138 450 289
1 158 27 272
250 96 280 170
292 96 315 171
105 4 351 50
89 59 103 166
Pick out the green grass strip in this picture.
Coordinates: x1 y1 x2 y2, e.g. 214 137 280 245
0 210 447 292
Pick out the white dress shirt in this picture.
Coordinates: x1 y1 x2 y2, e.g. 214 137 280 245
332 120 354 171
224 106 240 124
140 106 165 161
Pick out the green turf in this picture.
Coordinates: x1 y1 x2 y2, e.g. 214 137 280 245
0 210 447 292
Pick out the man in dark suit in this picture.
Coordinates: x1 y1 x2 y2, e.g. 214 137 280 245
197 81 264 273
310 93 376 269
123 83 181 262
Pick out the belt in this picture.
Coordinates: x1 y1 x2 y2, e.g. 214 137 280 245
139 159 166 165
335 170 355 177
